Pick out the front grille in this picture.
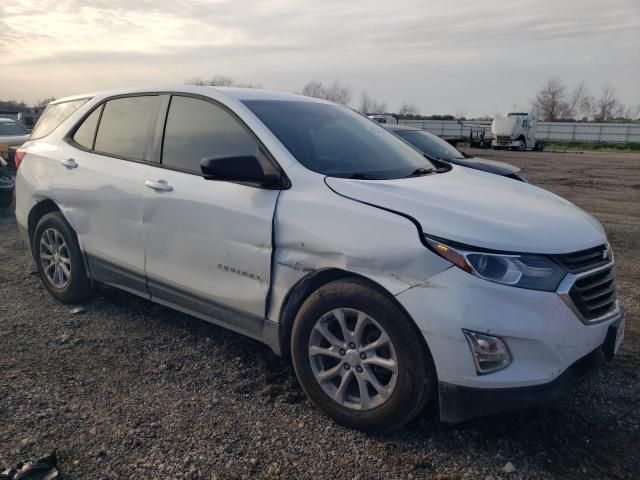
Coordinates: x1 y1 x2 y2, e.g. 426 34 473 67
569 266 618 321
555 244 609 273
497 135 511 143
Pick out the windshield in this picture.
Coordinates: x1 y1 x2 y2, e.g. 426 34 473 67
0 122 28 136
243 100 436 179
395 130 464 161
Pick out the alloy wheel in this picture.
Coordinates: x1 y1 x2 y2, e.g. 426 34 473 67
39 227 71 288
308 308 398 410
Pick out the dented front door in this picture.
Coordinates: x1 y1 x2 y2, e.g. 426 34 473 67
141 165 278 318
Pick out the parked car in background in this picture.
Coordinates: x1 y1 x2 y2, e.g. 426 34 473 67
386 124 528 182
0 156 14 207
368 114 398 125
15 86 624 431
0 118 30 168
0 118 30 146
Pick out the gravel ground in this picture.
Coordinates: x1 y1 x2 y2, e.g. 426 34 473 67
1 150 639 479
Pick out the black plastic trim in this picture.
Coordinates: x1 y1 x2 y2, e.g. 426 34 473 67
86 253 150 298
84 253 279 352
439 345 611 423
147 276 268 343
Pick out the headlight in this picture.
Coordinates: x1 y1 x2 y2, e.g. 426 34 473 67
425 237 566 291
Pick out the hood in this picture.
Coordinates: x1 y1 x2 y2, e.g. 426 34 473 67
0 134 29 147
491 117 518 137
448 156 520 176
325 167 606 254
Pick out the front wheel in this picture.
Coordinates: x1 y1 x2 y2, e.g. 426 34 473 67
291 279 436 432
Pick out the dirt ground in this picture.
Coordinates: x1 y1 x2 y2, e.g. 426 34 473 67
0 149 638 479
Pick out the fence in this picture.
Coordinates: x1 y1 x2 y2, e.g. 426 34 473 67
398 120 640 144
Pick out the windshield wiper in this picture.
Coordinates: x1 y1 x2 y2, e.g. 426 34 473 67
405 167 434 177
405 166 448 178
348 172 377 180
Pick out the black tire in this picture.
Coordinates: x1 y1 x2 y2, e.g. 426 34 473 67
33 211 94 303
291 279 436 432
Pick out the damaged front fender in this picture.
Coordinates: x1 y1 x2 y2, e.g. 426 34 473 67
266 167 451 335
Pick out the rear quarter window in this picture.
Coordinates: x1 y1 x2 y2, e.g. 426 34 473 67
30 99 89 139
72 105 103 150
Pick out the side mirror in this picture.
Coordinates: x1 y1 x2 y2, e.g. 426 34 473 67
200 155 282 188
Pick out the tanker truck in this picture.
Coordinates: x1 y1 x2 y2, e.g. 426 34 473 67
491 107 544 151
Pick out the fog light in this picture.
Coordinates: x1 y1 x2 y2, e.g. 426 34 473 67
462 330 511 374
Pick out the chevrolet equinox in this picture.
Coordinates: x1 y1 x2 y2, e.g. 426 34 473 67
15 86 625 431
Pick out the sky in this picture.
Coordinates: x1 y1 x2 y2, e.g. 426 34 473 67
1 0 639 117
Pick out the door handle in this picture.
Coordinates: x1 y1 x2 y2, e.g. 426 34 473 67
60 158 78 169
145 179 173 192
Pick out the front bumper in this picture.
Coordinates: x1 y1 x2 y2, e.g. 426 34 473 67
438 323 623 422
395 265 623 420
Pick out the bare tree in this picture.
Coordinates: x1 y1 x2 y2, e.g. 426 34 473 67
579 94 596 121
326 81 351 104
534 78 589 121
186 76 260 88
613 104 632 121
359 91 386 114
301 80 326 99
595 84 621 121
36 97 56 108
359 91 373 113
0 100 28 111
562 81 587 119
454 109 467 121
534 78 567 121
187 75 234 86
398 101 419 116
300 80 351 105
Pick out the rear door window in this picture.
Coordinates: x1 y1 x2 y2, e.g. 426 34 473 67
94 96 161 161
162 96 258 174
72 105 103 150
30 99 89 139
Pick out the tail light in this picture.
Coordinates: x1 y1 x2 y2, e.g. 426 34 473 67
14 148 26 169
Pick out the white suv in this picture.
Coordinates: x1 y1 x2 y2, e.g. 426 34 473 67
15 86 625 431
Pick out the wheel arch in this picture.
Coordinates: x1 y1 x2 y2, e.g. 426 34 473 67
27 199 91 278
277 268 433 365
27 199 61 251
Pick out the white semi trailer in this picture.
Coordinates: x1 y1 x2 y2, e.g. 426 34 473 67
491 108 544 151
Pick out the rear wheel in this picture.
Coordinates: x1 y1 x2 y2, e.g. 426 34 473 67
33 212 94 303
291 279 435 432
